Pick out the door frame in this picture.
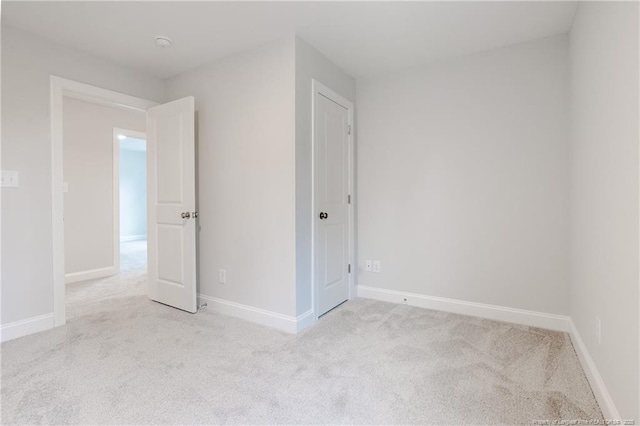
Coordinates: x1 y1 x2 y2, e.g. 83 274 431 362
311 79 355 320
112 127 147 273
50 76 158 327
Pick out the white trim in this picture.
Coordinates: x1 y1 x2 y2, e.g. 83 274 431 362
54 78 157 113
64 266 116 284
295 310 316 333
113 127 147 273
0 313 55 343
50 77 65 327
50 76 158 329
637 9 640 420
112 129 121 277
198 294 314 334
569 319 621 420
311 79 356 320
357 285 571 332
120 234 147 243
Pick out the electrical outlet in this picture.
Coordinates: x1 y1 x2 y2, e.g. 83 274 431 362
596 316 601 344
1 171 19 188
373 261 381 273
365 260 372 272
219 269 226 284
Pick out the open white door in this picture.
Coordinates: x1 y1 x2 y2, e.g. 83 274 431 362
147 96 197 313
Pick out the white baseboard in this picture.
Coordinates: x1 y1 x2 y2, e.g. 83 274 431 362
295 309 316 333
0 313 55 343
198 294 315 334
65 266 116 284
357 285 571 332
568 319 621 420
120 235 146 242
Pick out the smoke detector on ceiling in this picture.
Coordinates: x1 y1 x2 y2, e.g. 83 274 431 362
154 36 173 48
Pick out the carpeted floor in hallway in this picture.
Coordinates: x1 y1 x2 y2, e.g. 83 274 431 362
65 240 147 320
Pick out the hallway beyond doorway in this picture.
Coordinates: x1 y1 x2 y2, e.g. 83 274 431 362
65 240 147 321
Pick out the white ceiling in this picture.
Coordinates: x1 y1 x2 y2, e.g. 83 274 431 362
2 1 578 79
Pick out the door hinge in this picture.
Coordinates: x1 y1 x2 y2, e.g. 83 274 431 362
348 264 351 274
348 194 351 204
347 125 351 135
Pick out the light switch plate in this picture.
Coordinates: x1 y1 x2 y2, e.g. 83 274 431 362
1 171 19 188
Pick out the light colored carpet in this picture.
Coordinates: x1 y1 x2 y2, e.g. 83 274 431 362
1 245 601 424
65 240 148 320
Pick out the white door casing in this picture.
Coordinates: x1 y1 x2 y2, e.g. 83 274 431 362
313 81 354 317
147 96 197 313
51 76 159 327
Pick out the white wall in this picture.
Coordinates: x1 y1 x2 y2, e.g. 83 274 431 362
356 35 570 315
63 98 145 274
119 144 147 240
1 25 164 325
569 2 639 420
294 37 356 316
165 36 356 322
165 38 297 316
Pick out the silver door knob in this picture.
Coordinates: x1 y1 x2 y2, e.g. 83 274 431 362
181 212 191 219
192 212 199 219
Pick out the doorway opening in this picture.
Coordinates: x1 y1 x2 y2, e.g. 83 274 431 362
52 77 198 326
61 96 148 320
115 129 148 278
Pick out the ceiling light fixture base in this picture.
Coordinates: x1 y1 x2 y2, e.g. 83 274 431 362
154 36 172 48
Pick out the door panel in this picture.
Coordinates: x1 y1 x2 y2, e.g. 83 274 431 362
147 96 197 313
156 115 183 202
157 226 184 285
315 93 350 316
325 223 345 287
